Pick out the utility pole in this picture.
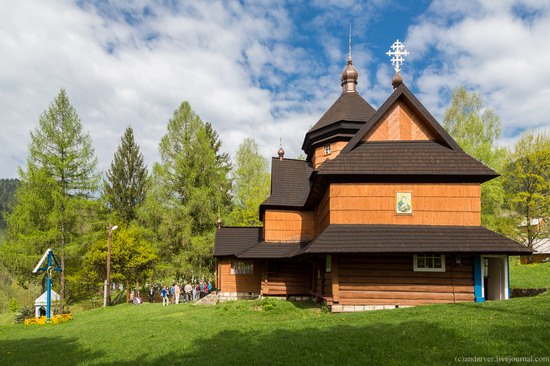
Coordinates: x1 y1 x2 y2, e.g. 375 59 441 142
104 224 118 307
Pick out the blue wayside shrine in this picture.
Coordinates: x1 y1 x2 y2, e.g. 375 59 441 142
32 249 62 320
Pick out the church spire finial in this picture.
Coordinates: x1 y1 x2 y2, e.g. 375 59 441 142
348 22 352 61
278 138 284 160
341 23 358 93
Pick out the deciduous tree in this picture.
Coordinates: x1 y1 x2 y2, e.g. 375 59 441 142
80 225 158 302
443 86 507 232
228 138 270 226
503 131 550 258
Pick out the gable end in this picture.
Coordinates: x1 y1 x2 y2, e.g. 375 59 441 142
363 100 436 142
342 83 462 155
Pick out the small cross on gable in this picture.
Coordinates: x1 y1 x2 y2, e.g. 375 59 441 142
386 39 409 73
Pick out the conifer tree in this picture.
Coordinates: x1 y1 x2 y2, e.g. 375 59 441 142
104 126 148 223
0 178 20 229
151 101 231 277
4 89 98 307
205 122 232 210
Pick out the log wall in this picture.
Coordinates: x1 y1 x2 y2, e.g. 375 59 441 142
309 257 332 299
330 183 481 226
264 210 315 242
363 101 436 142
217 258 261 293
337 255 474 306
261 260 309 295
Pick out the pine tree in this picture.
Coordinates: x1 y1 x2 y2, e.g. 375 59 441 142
4 89 98 308
104 126 148 223
205 122 232 211
151 101 231 277
0 178 20 229
228 138 270 226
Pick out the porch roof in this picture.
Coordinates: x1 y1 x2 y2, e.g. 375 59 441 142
238 242 302 258
213 227 262 257
214 227 302 258
214 225 532 259
299 225 533 255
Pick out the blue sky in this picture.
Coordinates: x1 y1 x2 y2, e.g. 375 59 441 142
1 0 549 178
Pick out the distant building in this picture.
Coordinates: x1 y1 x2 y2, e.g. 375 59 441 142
214 47 531 311
519 218 550 264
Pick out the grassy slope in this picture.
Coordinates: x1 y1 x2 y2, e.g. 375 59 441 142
510 256 550 289
1 295 549 366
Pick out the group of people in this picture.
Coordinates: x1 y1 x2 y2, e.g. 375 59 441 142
129 290 143 305
146 281 212 306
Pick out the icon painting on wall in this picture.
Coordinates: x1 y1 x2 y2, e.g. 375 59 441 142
396 192 412 214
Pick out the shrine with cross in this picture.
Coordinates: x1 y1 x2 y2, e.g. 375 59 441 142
32 248 62 320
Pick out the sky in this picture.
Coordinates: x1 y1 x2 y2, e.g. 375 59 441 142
1 0 549 179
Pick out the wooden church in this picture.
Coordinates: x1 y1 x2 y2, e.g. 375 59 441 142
214 41 532 311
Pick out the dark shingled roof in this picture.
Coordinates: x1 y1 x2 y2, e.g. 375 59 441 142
318 141 498 182
301 225 533 255
261 158 313 209
214 227 301 258
214 227 262 256
308 92 376 134
239 242 302 258
214 225 532 258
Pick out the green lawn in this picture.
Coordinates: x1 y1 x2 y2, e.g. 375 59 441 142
510 256 550 289
1 295 549 366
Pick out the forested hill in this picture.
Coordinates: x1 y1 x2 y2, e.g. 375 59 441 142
0 178 19 228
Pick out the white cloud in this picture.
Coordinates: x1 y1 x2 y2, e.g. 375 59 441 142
3 0 548 182
0 1 317 178
406 0 550 140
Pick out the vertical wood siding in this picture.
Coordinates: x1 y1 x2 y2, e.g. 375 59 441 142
316 189 331 236
264 210 315 242
217 258 261 293
330 183 481 226
363 101 436 142
313 141 349 168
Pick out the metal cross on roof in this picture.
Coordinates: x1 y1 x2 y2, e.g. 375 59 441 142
386 39 409 73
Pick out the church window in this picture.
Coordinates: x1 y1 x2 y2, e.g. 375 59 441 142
413 255 445 272
230 260 254 275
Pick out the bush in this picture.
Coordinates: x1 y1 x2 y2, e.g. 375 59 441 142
8 299 18 312
262 297 278 311
14 306 33 324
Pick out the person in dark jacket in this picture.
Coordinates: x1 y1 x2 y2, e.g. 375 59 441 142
149 286 155 303
161 286 169 306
